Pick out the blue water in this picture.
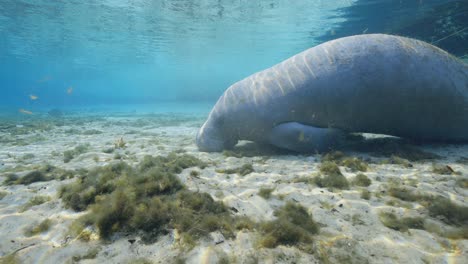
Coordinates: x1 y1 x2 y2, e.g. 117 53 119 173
0 0 466 111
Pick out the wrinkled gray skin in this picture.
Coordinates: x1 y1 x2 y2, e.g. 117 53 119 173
197 34 468 152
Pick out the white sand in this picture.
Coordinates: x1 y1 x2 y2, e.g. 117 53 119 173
0 112 467 263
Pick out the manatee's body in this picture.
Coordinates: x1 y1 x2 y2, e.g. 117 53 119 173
197 34 468 152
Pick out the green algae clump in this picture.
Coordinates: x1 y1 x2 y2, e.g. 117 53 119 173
24 219 53 237
216 164 254 176
0 191 7 200
322 151 368 172
60 152 252 243
63 143 90 163
258 187 274 199
360 189 371 200
259 202 318 251
314 161 349 190
381 155 413 168
387 185 468 228
379 212 424 232
427 197 468 226
20 195 51 212
3 165 73 186
352 173 372 187
16 170 47 185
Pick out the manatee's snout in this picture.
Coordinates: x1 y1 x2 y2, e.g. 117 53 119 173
196 123 224 152
196 117 237 152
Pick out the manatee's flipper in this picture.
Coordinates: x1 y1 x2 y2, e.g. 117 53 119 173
267 122 345 152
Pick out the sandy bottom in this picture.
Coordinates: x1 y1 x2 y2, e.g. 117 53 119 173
0 111 467 264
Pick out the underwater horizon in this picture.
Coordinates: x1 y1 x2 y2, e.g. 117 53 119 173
0 0 467 112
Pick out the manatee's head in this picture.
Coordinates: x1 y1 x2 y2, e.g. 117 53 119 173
196 114 237 152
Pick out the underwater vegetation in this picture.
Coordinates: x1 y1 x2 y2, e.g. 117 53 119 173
0 253 20 264
379 212 424 232
216 164 254 176
71 248 101 262
59 152 321 252
427 197 468 227
24 219 53 237
0 119 55 136
352 173 372 187
322 151 368 172
385 198 413 209
386 185 468 230
379 210 468 239
3 165 73 185
360 189 371 200
259 202 318 253
19 153 35 162
63 143 90 163
381 155 413 168
20 195 51 212
456 178 468 188
5 171 46 185
431 164 460 175
314 161 349 190
125 258 153 264
60 152 250 243
258 187 274 199
114 137 126 149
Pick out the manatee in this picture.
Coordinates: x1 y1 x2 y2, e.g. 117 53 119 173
196 34 468 152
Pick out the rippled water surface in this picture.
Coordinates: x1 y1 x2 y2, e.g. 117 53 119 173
0 0 466 107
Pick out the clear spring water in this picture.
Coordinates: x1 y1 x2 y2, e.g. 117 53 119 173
0 0 466 111
0 2 467 262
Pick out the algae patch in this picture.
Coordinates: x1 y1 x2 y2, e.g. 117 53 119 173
216 164 254 176
60 152 252 244
259 202 319 252
3 165 73 185
314 161 349 190
20 195 51 212
322 151 368 172
24 219 53 236
379 212 424 232
258 187 274 199
386 185 468 235
63 143 90 163
352 173 372 187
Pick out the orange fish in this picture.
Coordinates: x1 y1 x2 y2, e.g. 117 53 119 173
29 94 38 100
37 76 52 83
19 109 33 115
67 86 73 94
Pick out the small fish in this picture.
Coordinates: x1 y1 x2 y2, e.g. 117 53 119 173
67 86 73 94
37 76 52 83
362 28 368 34
19 109 33 115
330 29 336 36
29 94 38 100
